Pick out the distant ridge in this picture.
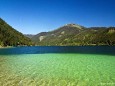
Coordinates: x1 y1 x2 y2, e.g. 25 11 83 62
0 18 115 46
31 23 115 46
24 34 35 39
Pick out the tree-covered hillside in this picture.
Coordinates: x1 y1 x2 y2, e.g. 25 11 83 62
31 24 115 46
1 17 114 46
0 18 32 47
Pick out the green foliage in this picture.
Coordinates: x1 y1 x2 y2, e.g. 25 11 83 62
0 18 115 46
0 18 32 47
31 24 115 46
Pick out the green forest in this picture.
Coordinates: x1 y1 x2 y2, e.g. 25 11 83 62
0 18 115 47
0 18 32 47
31 24 115 46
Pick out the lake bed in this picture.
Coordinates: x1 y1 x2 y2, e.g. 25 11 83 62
0 46 115 86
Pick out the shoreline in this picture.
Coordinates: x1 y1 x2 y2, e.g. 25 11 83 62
0 44 115 48
0 46 14 48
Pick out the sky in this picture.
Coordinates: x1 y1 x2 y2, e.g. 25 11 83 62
0 0 115 34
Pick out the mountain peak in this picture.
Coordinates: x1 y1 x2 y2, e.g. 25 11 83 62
65 23 76 26
64 23 84 30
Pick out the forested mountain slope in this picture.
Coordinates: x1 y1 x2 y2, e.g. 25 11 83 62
31 24 115 46
0 18 32 47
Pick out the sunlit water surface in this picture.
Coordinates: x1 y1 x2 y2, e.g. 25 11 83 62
0 46 115 86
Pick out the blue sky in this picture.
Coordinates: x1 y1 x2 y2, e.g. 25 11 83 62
0 0 115 34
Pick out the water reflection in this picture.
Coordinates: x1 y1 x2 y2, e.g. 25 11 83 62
0 46 115 55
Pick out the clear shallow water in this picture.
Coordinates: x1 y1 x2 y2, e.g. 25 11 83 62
0 46 115 86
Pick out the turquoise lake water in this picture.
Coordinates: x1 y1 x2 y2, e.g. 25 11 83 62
0 46 115 86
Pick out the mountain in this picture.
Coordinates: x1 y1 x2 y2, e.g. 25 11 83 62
0 18 32 47
1 18 114 46
31 24 115 46
24 34 35 39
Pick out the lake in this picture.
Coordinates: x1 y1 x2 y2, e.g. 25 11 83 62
0 46 115 86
